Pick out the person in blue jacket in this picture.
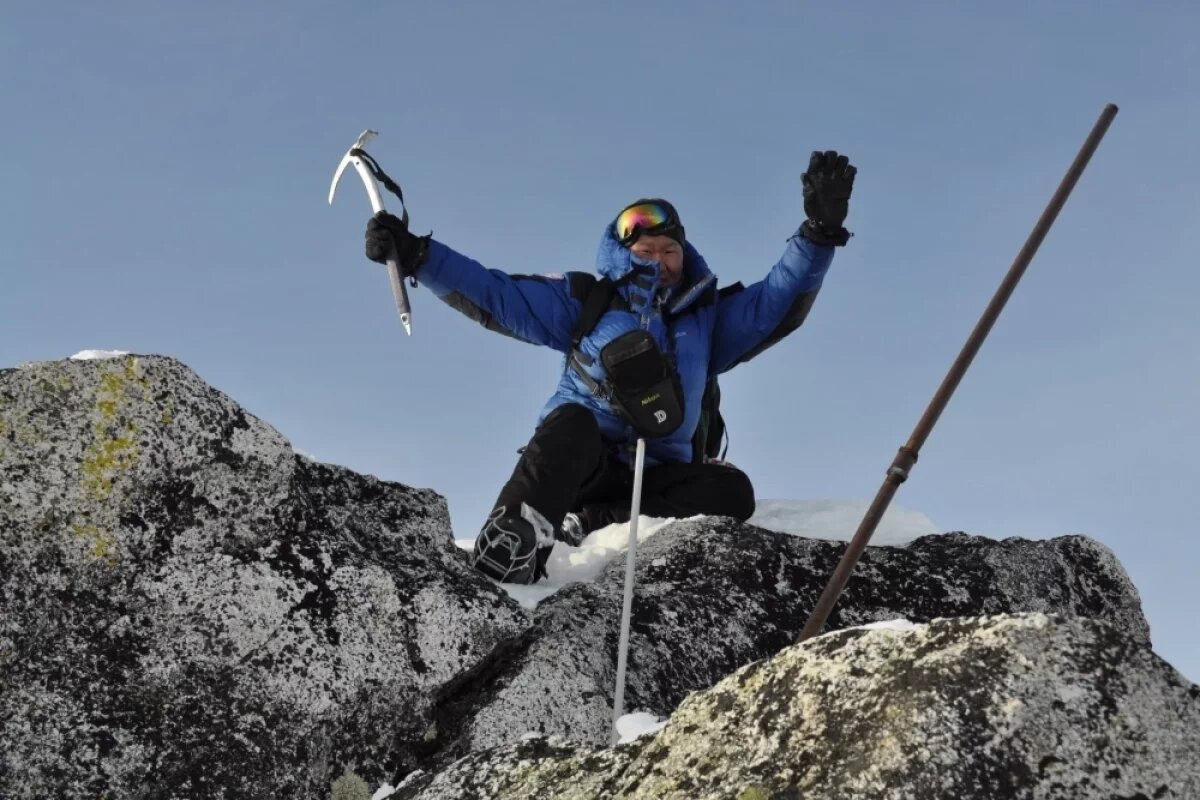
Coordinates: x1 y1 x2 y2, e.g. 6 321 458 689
365 151 857 584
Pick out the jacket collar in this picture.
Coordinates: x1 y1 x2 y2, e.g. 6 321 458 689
595 225 716 316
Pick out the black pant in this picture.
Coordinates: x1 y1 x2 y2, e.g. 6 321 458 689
491 404 756 537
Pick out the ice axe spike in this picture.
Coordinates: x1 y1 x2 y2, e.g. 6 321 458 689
329 129 412 335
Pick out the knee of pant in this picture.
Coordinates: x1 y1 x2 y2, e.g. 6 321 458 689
726 470 756 521
541 403 601 439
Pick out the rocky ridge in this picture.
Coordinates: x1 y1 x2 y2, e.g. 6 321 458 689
1 355 1190 799
394 614 1200 799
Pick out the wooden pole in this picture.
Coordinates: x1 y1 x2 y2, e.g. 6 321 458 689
797 104 1120 643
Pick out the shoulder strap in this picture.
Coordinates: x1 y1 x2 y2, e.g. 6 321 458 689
568 272 637 397
570 273 633 349
571 278 614 349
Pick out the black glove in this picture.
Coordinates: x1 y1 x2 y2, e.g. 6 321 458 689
800 150 856 247
364 211 430 277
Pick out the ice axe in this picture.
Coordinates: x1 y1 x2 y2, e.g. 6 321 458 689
329 129 413 334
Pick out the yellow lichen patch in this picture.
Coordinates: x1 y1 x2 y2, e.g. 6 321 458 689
738 787 770 800
86 363 146 466
96 358 152 406
73 361 151 566
126 356 151 397
81 426 139 500
71 522 120 566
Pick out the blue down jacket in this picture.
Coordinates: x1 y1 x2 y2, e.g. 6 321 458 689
415 222 835 465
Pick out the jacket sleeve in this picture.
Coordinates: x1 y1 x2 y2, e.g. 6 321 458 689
710 232 835 374
414 239 581 352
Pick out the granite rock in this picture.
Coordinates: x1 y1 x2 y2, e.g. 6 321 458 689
0 356 528 798
438 517 1148 764
396 614 1200 800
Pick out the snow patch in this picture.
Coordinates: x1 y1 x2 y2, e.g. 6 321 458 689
749 498 939 546
615 711 668 743
456 515 680 609
456 500 945 609
808 617 922 642
70 349 131 360
855 618 920 633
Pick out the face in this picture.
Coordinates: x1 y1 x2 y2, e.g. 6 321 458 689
629 234 685 288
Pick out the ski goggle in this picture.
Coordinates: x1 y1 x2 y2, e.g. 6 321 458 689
614 201 682 246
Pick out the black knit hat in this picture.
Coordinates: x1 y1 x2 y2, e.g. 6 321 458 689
614 198 685 246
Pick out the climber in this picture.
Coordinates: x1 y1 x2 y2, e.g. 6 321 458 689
364 151 857 584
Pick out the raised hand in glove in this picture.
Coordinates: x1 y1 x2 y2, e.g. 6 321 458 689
364 211 430 276
800 150 857 247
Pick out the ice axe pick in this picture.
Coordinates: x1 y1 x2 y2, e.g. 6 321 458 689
329 129 413 334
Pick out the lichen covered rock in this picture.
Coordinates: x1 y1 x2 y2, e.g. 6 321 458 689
0 356 528 798
440 517 1148 764
397 614 1200 800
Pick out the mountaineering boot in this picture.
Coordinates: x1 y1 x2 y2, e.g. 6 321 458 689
471 504 555 584
471 511 538 584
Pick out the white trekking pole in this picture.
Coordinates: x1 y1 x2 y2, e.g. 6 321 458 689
611 437 647 745
328 129 413 335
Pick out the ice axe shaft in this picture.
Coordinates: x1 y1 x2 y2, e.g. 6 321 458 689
328 130 412 334
797 103 1119 644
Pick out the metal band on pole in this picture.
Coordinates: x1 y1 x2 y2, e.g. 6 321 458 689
797 103 1119 644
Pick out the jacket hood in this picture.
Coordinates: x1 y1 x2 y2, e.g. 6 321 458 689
595 223 715 314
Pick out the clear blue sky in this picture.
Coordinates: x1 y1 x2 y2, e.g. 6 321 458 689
3 2 1196 681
